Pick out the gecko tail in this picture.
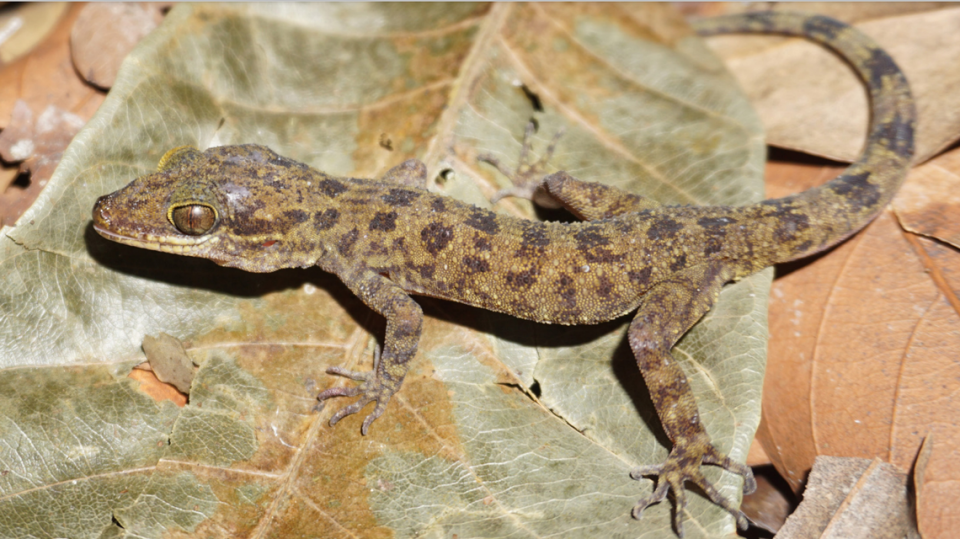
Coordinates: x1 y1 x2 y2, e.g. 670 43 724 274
693 12 916 263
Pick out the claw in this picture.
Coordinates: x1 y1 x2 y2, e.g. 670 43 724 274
630 442 754 536
316 346 396 434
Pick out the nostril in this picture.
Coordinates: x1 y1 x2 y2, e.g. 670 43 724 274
92 196 112 225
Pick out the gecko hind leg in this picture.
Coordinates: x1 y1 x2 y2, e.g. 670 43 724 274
627 264 755 537
478 121 565 205
479 123 660 219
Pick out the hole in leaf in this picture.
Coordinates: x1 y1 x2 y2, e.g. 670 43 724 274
10 170 30 190
520 84 544 112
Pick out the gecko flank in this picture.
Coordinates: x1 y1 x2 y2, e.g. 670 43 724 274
92 12 914 537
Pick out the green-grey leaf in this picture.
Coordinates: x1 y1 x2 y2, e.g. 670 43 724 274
0 3 767 538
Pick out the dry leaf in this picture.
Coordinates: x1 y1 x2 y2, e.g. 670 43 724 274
748 437 772 466
912 434 960 539
129 367 188 407
0 2 68 64
0 4 770 537
0 3 105 225
701 4 960 163
740 466 794 533
893 146 960 249
70 3 165 89
141 333 195 394
775 456 917 539
757 152 960 537
0 99 85 226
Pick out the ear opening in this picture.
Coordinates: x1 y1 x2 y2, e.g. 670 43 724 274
157 145 202 172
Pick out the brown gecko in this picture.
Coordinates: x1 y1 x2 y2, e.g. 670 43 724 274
91 12 914 536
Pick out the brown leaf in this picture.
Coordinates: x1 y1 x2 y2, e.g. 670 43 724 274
758 154 960 538
0 3 68 64
893 146 960 249
128 367 187 407
748 437 773 466
741 466 794 533
70 3 165 90
0 99 85 226
912 434 960 539
775 456 917 539
700 4 960 163
0 3 105 225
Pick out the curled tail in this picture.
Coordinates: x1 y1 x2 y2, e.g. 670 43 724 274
694 12 916 263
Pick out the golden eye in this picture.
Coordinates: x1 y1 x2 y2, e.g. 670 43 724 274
171 204 217 235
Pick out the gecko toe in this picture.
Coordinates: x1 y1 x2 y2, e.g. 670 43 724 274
317 360 396 434
631 442 752 536
325 366 373 382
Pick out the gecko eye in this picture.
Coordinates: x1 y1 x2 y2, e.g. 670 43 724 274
171 204 217 235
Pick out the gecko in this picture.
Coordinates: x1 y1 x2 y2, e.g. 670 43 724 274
91 12 914 537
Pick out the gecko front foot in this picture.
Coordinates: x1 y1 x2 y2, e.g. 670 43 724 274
630 440 756 537
478 121 565 205
316 348 399 435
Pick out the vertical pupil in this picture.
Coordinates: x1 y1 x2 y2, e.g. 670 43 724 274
173 205 215 235
187 206 205 228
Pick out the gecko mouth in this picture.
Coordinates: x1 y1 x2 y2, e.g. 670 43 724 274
92 222 214 252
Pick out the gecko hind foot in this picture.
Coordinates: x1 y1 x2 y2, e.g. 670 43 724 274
316 348 394 434
630 443 755 537
478 121 565 204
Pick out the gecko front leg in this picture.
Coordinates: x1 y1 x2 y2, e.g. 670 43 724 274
316 266 423 434
478 121 565 205
628 264 756 537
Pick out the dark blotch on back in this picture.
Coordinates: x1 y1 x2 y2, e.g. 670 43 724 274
283 209 309 224
431 198 446 213
506 268 538 289
557 274 577 307
801 14 844 41
830 171 881 210
409 262 435 279
773 212 811 243
370 211 399 232
421 221 454 254
318 179 348 198
584 248 625 264
628 267 652 287
516 222 550 257
314 208 339 231
596 276 614 298
873 109 916 159
704 238 723 256
669 254 687 272
381 188 420 207
474 236 492 252
463 256 490 274
646 218 683 241
338 228 359 256
465 208 500 235
862 46 902 95
574 226 610 250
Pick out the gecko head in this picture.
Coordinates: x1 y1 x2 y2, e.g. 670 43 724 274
93 144 319 272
